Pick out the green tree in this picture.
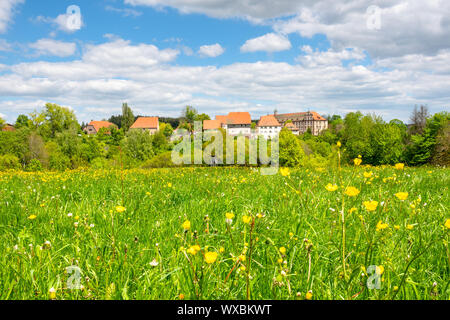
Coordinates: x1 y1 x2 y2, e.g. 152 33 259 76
39 103 79 139
15 114 31 129
122 129 154 162
181 106 198 124
279 128 305 167
121 103 135 132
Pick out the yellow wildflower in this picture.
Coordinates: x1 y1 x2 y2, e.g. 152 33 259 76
179 294 185 300
49 287 56 300
225 212 235 220
395 192 409 201
376 265 385 275
354 158 362 166
344 186 360 197
337 141 342 148
242 215 251 224
187 245 201 255
239 254 246 262
363 200 378 212
325 183 338 192
28 215 37 220
395 163 405 170
349 207 357 214
363 171 373 178
280 167 290 177
219 247 225 253
182 220 191 231
376 221 389 231
445 219 450 229
204 251 218 264
116 206 126 213
406 224 414 230
279 247 287 255
305 291 313 300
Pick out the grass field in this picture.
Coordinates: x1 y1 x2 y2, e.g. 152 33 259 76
0 165 449 300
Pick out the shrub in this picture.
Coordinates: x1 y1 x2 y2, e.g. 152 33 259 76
49 152 71 171
0 154 21 171
142 152 180 168
25 159 43 172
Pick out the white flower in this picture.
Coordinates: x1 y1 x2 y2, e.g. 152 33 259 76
150 259 159 267
67 213 73 217
89 224 95 228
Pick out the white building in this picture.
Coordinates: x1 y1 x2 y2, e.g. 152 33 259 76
257 115 281 140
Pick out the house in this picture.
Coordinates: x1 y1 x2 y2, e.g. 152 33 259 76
210 112 252 136
203 120 223 130
274 111 328 135
1 124 15 132
84 121 117 135
257 115 281 140
130 117 159 134
284 122 300 135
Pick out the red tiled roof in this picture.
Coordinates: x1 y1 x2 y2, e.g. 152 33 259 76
130 117 159 129
274 111 327 121
225 112 251 125
285 122 298 130
88 121 117 133
258 115 281 127
203 120 222 130
2 124 15 132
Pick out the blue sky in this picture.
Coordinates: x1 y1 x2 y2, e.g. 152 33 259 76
0 0 449 123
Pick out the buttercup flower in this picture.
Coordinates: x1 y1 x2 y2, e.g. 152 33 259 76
280 168 290 177
363 171 373 178
325 183 338 192
395 192 409 201
28 215 37 220
187 245 201 255
306 290 313 300
445 219 450 229
279 247 287 255
376 221 389 231
116 206 126 213
354 158 362 166
182 220 191 231
344 187 360 197
395 163 405 170
363 200 378 212
242 215 251 224
204 251 218 264
49 287 56 300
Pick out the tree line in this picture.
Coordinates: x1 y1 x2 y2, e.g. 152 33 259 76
0 103 448 171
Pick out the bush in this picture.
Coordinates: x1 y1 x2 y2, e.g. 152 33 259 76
91 157 109 169
25 159 43 172
0 154 21 171
142 152 180 168
49 152 71 171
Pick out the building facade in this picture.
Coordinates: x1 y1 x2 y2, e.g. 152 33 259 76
274 111 328 135
130 117 160 134
84 121 117 135
257 115 281 140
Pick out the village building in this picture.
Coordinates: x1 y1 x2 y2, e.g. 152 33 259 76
84 121 117 135
130 117 160 134
204 112 252 136
257 115 281 140
274 111 328 135
1 124 16 132
284 122 300 135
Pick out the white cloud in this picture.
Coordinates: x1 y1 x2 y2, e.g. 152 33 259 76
198 43 225 58
29 39 77 57
105 5 142 17
0 39 12 51
273 1 450 58
0 0 23 33
1 37 449 123
241 33 291 53
36 6 84 33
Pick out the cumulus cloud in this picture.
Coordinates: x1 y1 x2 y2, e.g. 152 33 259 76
125 0 450 59
198 43 225 58
36 6 84 33
29 39 77 57
1 37 449 123
0 0 23 33
241 33 291 53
